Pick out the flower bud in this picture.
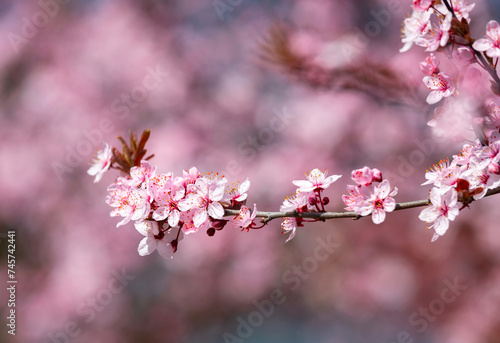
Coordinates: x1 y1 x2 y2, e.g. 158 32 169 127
488 161 500 174
171 239 178 252
372 168 383 182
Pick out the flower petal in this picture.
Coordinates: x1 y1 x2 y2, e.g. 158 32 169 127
208 201 224 219
372 208 386 224
472 38 492 52
138 236 157 256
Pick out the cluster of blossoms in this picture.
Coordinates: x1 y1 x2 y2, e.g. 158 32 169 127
401 0 474 54
473 20 500 58
342 167 398 225
279 169 342 242
401 0 478 106
401 0 483 114
88 135 261 259
419 129 500 241
399 0 500 241
85 1 500 261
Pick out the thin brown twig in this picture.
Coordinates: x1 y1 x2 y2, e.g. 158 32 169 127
224 186 500 224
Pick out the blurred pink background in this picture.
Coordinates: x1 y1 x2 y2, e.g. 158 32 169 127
1 0 500 342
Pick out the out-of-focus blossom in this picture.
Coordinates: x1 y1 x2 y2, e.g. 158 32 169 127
419 187 460 242
452 47 475 66
427 97 477 140
87 143 113 183
485 102 500 129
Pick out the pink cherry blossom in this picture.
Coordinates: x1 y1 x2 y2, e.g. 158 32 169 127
178 177 226 228
87 143 113 183
452 142 479 165
478 132 500 161
152 181 185 227
400 9 432 53
129 160 157 187
179 210 209 235
351 166 382 186
412 0 433 12
473 20 500 58
463 161 500 199
148 172 174 195
281 217 301 243
434 0 475 22
106 183 152 227
182 167 201 186
423 72 455 104
342 184 367 211
420 53 440 76
230 204 257 230
135 221 180 259
450 0 475 22
422 159 463 193
292 168 341 192
485 102 500 129
225 178 251 204
419 187 460 242
280 191 309 212
356 180 398 224
420 12 451 52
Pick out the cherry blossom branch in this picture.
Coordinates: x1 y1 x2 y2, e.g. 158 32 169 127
471 47 500 91
224 185 500 224
86 2 500 259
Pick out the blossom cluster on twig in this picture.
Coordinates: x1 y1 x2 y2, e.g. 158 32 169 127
88 0 500 259
400 0 500 241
